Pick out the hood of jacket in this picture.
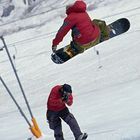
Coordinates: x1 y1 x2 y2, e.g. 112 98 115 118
66 0 86 15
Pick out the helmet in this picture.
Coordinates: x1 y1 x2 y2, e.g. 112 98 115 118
62 84 72 93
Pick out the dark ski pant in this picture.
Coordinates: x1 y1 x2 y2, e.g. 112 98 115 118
47 108 82 140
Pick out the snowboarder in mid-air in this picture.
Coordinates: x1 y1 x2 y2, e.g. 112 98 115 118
52 0 109 54
46 84 88 140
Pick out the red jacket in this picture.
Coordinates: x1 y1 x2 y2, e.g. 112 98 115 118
47 85 73 111
53 1 100 46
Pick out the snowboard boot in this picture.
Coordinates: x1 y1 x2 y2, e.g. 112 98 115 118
65 42 79 58
77 133 88 140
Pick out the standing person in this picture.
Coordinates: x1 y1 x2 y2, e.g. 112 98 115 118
46 84 88 140
52 0 109 55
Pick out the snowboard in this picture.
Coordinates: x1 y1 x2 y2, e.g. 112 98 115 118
51 18 130 64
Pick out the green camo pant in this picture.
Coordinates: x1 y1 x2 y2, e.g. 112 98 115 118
93 19 110 42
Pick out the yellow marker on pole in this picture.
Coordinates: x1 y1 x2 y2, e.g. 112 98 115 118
32 117 42 137
1 36 43 139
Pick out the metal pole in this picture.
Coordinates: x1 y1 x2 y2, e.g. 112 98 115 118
0 76 31 127
0 36 33 118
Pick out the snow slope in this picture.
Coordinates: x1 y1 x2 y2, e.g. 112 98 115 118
0 0 140 140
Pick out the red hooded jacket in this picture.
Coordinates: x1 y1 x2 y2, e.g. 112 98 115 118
53 0 100 46
47 85 73 111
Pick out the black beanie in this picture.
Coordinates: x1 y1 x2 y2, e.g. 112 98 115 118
62 84 72 93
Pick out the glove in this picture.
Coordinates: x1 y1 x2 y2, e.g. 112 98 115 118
52 45 57 53
62 94 69 103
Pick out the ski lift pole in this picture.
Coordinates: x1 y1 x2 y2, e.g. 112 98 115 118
0 76 42 138
0 36 42 138
0 36 33 119
0 76 31 127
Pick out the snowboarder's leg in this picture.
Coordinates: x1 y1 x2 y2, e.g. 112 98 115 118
70 37 100 54
54 125 64 140
47 110 64 140
92 19 110 42
77 37 100 53
60 108 84 140
64 42 79 58
64 113 83 139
